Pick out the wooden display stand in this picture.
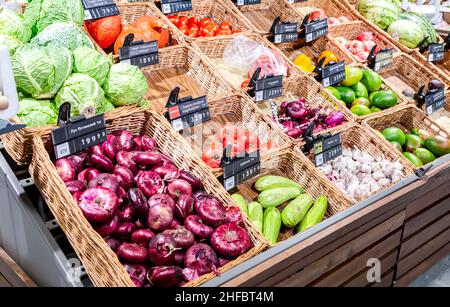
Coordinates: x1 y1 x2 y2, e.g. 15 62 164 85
0 247 36 287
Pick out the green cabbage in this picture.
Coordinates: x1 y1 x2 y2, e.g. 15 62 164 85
24 0 84 35
0 34 22 54
103 63 149 107
11 43 73 99
0 7 31 43
31 22 94 51
18 98 58 126
73 47 111 86
97 98 116 114
55 73 105 116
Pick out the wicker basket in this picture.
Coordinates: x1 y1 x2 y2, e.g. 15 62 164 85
152 0 254 43
29 107 267 287
192 33 300 90
295 123 415 204
362 104 450 168
379 53 448 103
181 94 292 174
234 148 352 245
140 45 233 113
0 105 139 166
224 0 302 35
254 75 355 145
328 21 401 63
411 49 450 84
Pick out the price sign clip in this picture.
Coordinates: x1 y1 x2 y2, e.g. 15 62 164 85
416 85 446 115
269 16 299 44
301 122 326 155
367 45 393 72
165 87 211 132
159 0 193 14
233 0 261 6
247 67 284 102
313 58 346 87
82 0 119 21
119 34 159 68
299 14 328 43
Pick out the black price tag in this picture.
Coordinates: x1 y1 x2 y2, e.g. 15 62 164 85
160 0 192 14
273 22 299 44
318 61 345 87
222 151 261 191
52 114 107 159
234 0 261 5
287 0 307 3
425 88 445 115
167 96 211 131
372 48 393 72
254 75 284 102
302 18 328 43
313 133 342 167
428 43 445 62
119 41 159 68
82 0 119 21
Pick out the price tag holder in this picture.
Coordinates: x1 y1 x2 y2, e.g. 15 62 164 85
253 75 284 102
234 0 261 6
221 150 261 191
368 48 393 72
315 61 345 87
272 22 299 44
119 39 159 68
427 43 445 62
301 18 328 43
425 88 445 115
52 103 107 160
165 88 211 132
82 0 119 21
160 0 192 14
313 133 342 167
287 0 307 3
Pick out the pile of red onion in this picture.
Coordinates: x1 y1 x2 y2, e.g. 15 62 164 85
54 130 253 287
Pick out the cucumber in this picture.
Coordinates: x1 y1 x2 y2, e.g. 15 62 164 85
263 207 281 245
255 175 303 192
258 186 303 208
231 193 248 217
281 194 314 228
297 196 328 232
248 201 263 232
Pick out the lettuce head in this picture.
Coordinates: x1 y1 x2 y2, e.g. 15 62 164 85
18 98 58 126
0 34 22 54
31 22 94 51
73 46 111 86
0 6 31 43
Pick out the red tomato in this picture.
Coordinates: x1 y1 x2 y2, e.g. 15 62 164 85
215 28 232 36
201 23 217 37
188 23 199 31
217 124 238 146
199 17 213 28
167 15 180 28
202 140 222 169
178 16 189 27
240 79 250 90
245 131 260 152
232 29 241 34
187 28 199 38
219 22 231 30
179 24 189 35
187 17 200 27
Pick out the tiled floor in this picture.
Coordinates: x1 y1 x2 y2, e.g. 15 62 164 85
409 255 450 287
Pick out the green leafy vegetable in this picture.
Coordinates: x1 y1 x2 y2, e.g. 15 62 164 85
73 46 111 86
97 98 116 114
55 73 105 116
31 22 94 51
18 98 58 126
11 43 73 99
0 34 22 54
103 63 149 106
0 7 31 43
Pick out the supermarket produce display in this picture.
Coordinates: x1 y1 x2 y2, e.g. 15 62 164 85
0 0 449 288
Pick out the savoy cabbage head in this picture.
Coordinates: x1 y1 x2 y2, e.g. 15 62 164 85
0 6 31 43
31 22 94 51
18 98 58 127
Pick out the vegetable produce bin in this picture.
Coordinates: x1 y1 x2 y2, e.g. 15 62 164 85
362 104 450 169
297 123 415 204
178 93 292 174
230 148 352 246
328 21 401 63
192 32 301 89
152 0 254 42
28 107 267 287
140 45 233 113
429 90 450 134
225 0 301 35
0 105 140 166
411 49 450 85
378 53 448 103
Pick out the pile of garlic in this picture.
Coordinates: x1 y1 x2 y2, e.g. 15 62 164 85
318 148 405 202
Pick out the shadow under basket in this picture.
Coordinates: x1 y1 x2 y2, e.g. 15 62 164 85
141 45 233 114
29 107 267 287
362 105 450 169
379 53 448 103
296 123 415 204
231 148 353 246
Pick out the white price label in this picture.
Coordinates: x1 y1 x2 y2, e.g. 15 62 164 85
315 153 324 167
224 176 236 191
322 77 330 87
162 4 171 14
172 118 184 132
55 142 71 159
84 9 92 20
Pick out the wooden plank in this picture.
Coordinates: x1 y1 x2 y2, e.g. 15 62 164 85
403 197 450 238
397 228 450 278
311 230 402 287
222 163 450 287
406 180 450 218
274 211 405 287
0 274 11 287
371 270 395 287
0 247 36 287
400 214 450 259
395 243 450 287
344 251 398 287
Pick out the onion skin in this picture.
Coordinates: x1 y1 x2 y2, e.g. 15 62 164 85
102 141 118 160
142 135 157 151
124 263 147 282
67 152 88 174
170 219 181 229
164 226 195 249
194 194 226 227
135 151 162 166
184 215 213 239
131 229 155 246
88 173 120 194
95 215 120 237
151 163 179 181
116 151 138 173
113 222 136 240
65 180 86 194
173 251 185 266
117 130 135 152
78 187 119 223
210 223 252 258
175 195 194 220
147 233 179 266
167 179 192 199
77 168 100 185
55 158 76 182
128 188 148 218
147 266 182 287
116 205 135 222
133 136 143 151
90 145 104 156
179 170 203 190
105 237 121 252
225 206 242 224
184 243 219 279
90 153 114 173
136 171 164 198
219 258 230 267
73 191 83 202
148 194 175 211
117 243 148 264
146 203 174 232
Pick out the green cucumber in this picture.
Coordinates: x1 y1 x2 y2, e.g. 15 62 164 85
281 194 314 228
254 175 302 192
231 193 248 217
263 207 281 245
248 201 263 232
258 186 303 208
297 196 328 232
